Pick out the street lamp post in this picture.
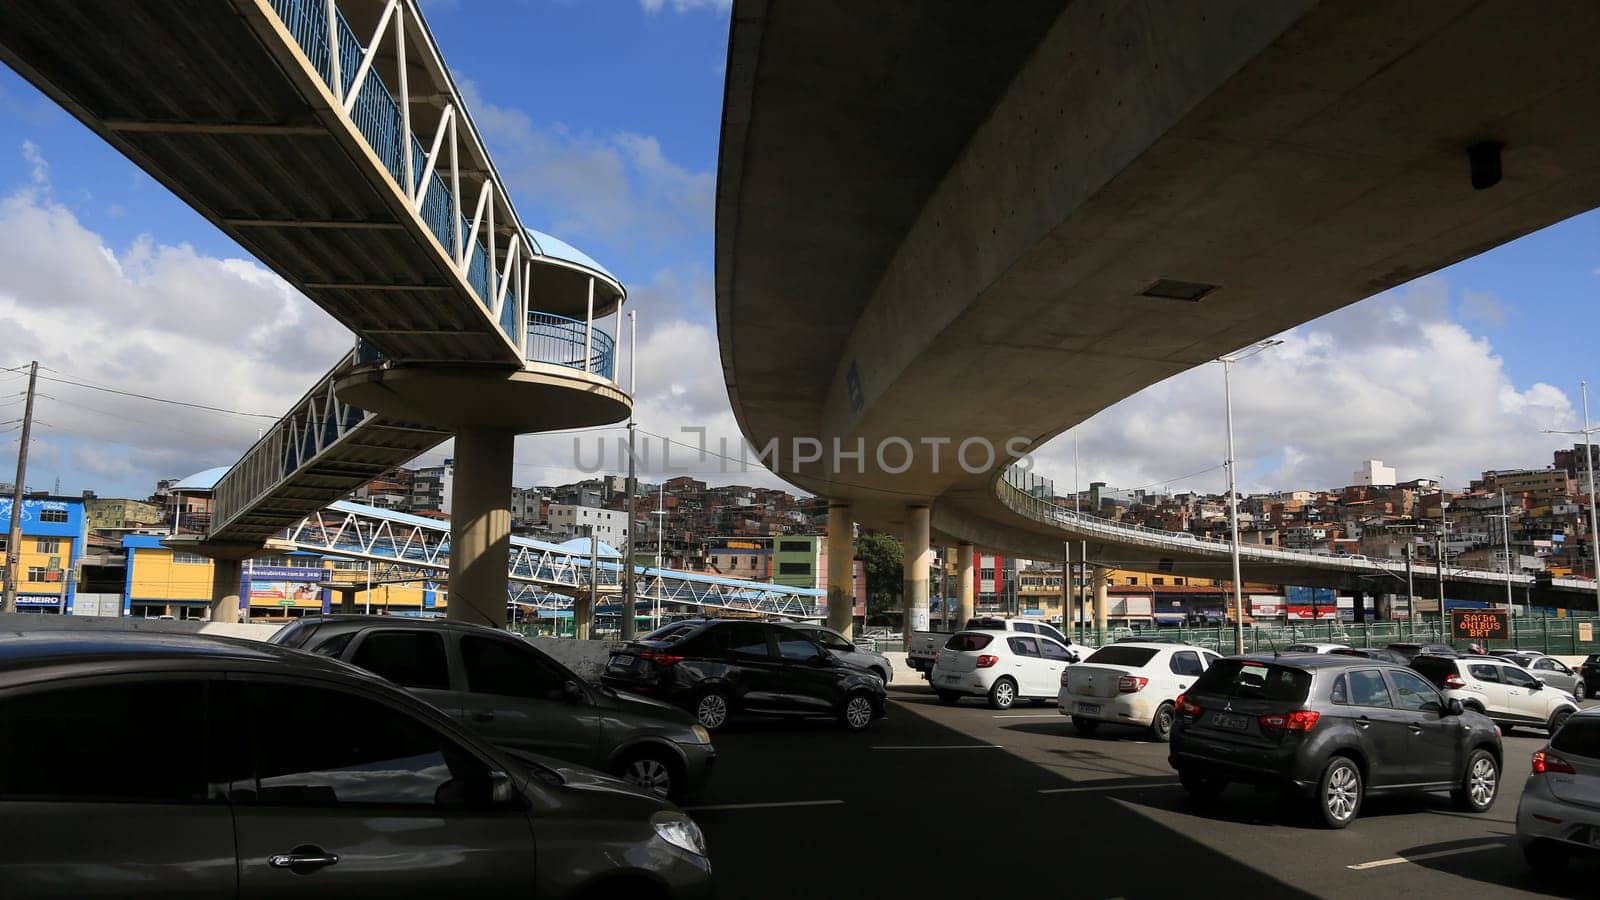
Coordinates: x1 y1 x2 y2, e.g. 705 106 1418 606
1487 489 1515 614
1219 339 1282 654
1542 379 1600 616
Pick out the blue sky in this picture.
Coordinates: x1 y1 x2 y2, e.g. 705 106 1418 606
0 0 1597 500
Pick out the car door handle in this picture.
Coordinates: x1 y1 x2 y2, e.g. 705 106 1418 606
1408 724 1423 734
473 711 496 722
269 846 339 871
1355 716 1371 729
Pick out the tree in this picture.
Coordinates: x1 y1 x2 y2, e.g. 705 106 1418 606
856 531 903 619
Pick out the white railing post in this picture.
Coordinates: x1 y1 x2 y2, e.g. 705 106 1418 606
341 0 399 115
449 112 461 261
326 0 342 103
395 4 413 196
462 183 492 272
487 195 497 303
583 277 595 373
519 260 531 356
415 106 454 209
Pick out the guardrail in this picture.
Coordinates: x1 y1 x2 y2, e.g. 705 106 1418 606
527 312 616 381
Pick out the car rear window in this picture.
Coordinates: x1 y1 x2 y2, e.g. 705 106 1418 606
1552 718 1600 758
1083 646 1159 667
1189 660 1312 703
1409 656 1460 688
275 622 319 649
945 633 994 652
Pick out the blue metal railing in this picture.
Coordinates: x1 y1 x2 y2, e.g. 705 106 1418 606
527 312 615 381
268 0 505 343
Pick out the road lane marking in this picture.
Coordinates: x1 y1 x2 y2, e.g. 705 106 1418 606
870 744 1003 750
1037 780 1178 794
993 714 1064 718
1346 842 1506 871
686 800 845 812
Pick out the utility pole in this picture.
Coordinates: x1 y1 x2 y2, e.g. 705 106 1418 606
654 482 665 626
621 310 638 642
1500 489 1514 614
1404 544 1416 632
1585 381 1599 616
3 361 39 615
1218 340 1280 654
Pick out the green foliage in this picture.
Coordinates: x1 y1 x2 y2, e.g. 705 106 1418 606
856 531 903 617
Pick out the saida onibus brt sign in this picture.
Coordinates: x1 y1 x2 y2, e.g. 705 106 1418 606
1451 609 1510 642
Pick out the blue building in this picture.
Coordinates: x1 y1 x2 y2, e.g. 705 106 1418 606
0 496 88 613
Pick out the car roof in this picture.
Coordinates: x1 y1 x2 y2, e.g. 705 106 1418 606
1237 653 1399 670
1096 641 1195 651
0 629 372 684
285 614 500 634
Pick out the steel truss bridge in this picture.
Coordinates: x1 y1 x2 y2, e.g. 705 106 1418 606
286 501 826 620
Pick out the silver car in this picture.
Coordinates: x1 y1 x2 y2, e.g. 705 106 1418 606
1518 706 1600 873
274 616 716 801
0 629 712 899
781 623 894 684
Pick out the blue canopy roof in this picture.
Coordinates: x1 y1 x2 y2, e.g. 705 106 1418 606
526 228 616 282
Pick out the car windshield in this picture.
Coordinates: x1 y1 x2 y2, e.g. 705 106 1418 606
1083 646 1159 667
1189 660 1313 703
1551 718 1600 759
944 633 994 652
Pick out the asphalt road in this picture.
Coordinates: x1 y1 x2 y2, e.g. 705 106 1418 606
684 684 1596 900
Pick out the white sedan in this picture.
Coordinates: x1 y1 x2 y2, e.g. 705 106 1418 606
1058 642 1223 742
931 630 1080 709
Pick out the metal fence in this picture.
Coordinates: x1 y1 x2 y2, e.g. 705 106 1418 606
1059 616 1600 657
526 311 616 380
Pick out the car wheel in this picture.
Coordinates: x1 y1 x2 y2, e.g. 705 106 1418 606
1450 748 1498 813
1149 701 1176 743
1548 707 1574 734
618 750 679 800
936 690 961 705
1575 684 1586 704
1071 716 1099 736
987 677 1017 710
693 688 731 732
1522 839 1571 874
840 692 876 732
1179 769 1227 804
1315 756 1363 829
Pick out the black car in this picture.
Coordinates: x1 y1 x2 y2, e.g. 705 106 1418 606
1170 655 1502 828
601 619 887 732
1580 653 1600 699
1385 642 1457 661
1330 646 1411 665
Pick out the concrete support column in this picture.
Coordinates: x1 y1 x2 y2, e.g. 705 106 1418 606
447 426 516 627
1092 566 1109 637
902 506 931 648
826 504 855 637
210 558 243 623
1353 588 1367 624
574 591 593 640
956 543 975 627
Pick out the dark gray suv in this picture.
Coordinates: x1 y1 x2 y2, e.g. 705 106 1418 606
1170 654 1503 828
272 616 715 801
0 630 712 898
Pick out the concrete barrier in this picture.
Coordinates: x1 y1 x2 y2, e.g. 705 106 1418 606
527 636 623 682
0 612 284 642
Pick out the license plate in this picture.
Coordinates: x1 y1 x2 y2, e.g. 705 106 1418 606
612 654 635 667
1077 702 1101 715
1210 712 1250 731
939 674 958 684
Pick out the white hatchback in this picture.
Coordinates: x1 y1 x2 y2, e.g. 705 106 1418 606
931 631 1079 709
1058 642 1222 742
1411 655 1579 734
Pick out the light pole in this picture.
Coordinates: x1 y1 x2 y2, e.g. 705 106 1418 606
1543 379 1600 615
1487 489 1515 614
1219 339 1281 654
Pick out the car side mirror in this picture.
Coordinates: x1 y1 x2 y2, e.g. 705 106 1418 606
1445 698 1464 717
489 771 521 808
563 679 588 704
1529 680 1544 691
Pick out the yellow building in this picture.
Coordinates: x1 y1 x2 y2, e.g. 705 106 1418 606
0 497 84 613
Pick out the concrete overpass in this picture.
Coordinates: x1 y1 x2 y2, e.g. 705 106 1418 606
716 1 1600 636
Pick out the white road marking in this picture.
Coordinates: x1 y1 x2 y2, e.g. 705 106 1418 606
685 800 845 812
870 744 1004 750
1037 780 1179 794
992 713 1064 718
1345 842 1506 871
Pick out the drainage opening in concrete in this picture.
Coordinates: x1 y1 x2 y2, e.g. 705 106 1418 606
1140 279 1218 302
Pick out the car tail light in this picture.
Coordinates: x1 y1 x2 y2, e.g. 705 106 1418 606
1118 675 1148 693
976 655 999 669
1533 750 1577 775
638 651 684 667
1259 710 1321 732
1444 674 1466 689
1176 693 1204 717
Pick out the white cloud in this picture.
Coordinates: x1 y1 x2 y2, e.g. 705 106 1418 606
1027 277 1576 497
0 150 352 494
458 82 713 262
20 140 46 185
